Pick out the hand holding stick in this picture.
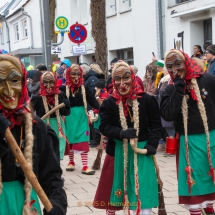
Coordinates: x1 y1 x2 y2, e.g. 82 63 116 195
4 128 53 212
130 138 147 154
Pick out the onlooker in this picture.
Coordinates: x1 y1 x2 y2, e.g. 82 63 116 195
27 65 35 79
38 65 47 73
106 58 118 94
206 44 215 75
130 65 144 91
155 60 165 89
56 59 71 79
90 63 105 79
191 45 203 59
203 41 211 52
27 70 42 98
201 54 208 72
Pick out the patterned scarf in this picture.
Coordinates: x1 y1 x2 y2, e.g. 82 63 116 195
66 65 84 92
0 61 30 128
39 72 60 106
112 64 143 117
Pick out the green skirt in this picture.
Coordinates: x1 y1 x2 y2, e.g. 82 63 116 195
65 106 90 144
110 140 158 210
179 130 215 196
44 117 66 159
94 115 101 130
0 181 41 215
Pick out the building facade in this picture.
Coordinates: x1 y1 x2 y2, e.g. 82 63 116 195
165 0 215 56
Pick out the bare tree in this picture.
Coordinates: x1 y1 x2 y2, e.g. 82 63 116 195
90 0 108 79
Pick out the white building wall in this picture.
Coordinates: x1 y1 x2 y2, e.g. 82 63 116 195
6 0 42 52
56 0 159 79
0 22 9 51
165 0 215 56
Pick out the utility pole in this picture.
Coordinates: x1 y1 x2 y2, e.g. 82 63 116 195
40 0 52 70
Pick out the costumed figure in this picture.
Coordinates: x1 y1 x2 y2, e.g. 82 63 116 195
143 63 157 96
31 71 71 159
155 60 164 89
0 55 67 215
62 64 100 175
160 49 215 215
93 61 162 215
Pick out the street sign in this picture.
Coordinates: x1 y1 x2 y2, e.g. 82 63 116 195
72 44 87 56
51 46 61 54
68 23 87 44
55 16 69 30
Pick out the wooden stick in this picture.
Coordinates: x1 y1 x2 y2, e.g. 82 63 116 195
130 138 147 154
5 128 53 212
41 103 65 120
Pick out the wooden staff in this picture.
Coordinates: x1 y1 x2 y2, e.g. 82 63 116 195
130 138 167 215
4 128 53 212
41 103 65 120
92 135 104 170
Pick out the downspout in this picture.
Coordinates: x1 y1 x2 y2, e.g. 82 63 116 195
21 7 34 49
2 15 11 52
158 0 164 59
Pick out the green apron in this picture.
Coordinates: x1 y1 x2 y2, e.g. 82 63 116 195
44 116 66 159
179 129 215 196
65 106 90 144
94 115 101 130
110 140 158 210
0 181 41 215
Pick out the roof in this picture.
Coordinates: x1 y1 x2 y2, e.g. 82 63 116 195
6 0 30 18
0 0 13 15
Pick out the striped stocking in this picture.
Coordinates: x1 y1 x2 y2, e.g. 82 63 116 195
205 203 214 213
81 152 88 170
189 209 201 215
68 150 75 165
106 210 116 215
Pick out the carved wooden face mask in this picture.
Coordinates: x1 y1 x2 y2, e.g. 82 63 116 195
165 52 186 79
42 73 55 94
70 67 81 85
0 61 22 109
113 66 132 96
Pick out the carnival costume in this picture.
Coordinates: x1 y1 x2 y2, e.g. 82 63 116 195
62 64 100 175
160 49 215 215
31 72 70 159
93 61 162 215
0 55 67 215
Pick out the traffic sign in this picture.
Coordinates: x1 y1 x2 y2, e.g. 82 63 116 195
51 46 61 54
68 23 87 44
55 16 69 30
72 44 87 56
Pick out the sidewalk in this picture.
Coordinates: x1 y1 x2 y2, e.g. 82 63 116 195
62 149 188 215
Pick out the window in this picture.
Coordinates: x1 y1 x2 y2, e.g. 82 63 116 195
117 48 134 65
79 0 88 24
22 19 28 38
14 23 19 41
106 0 117 17
176 0 189 3
119 0 131 13
168 0 192 7
204 19 212 44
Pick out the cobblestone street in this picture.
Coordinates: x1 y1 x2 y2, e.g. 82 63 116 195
61 149 189 215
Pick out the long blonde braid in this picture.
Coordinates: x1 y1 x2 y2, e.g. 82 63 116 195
118 98 140 214
22 110 34 215
81 85 88 116
42 96 50 125
191 78 215 183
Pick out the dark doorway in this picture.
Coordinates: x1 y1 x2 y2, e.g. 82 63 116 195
204 18 212 44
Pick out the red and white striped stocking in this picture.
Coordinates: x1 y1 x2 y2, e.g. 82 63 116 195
68 150 75 165
81 152 88 170
189 208 201 215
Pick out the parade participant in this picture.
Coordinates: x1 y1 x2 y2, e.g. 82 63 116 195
191 45 203 59
0 55 67 214
31 71 71 159
160 49 215 215
93 61 162 215
62 64 100 175
143 63 157 96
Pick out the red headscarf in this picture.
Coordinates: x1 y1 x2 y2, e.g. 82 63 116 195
39 71 60 106
112 62 143 117
167 49 204 101
66 65 84 92
0 57 30 128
